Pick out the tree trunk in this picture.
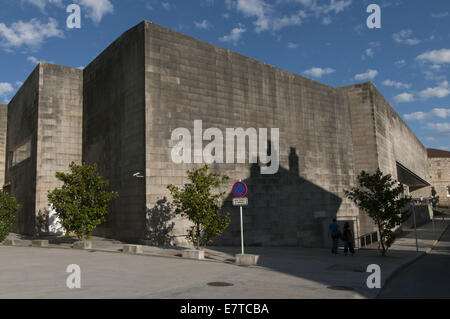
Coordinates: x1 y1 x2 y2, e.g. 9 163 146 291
378 225 386 256
196 223 200 250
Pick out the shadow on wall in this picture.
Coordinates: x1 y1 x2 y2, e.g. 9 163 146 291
144 197 176 246
214 146 343 248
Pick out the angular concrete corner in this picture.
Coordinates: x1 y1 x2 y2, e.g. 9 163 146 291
73 241 92 250
123 245 143 254
32 240 49 247
235 254 259 266
182 249 205 260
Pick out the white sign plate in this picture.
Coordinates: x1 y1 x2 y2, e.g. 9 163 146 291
233 197 248 206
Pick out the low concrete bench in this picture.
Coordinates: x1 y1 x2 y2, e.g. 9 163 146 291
32 240 49 247
2 239 27 246
73 241 92 250
235 254 259 266
182 249 205 260
123 245 143 254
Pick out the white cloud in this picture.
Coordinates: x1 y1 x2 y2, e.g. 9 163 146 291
0 18 63 49
419 81 450 99
395 59 406 67
161 2 175 11
322 16 332 25
404 112 428 121
354 69 378 81
194 20 212 30
416 49 450 65
392 29 420 46
219 25 246 45
427 122 450 133
432 108 450 119
27 56 52 64
226 0 351 32
353 24 363 35
272 11 306 31
432 11 448 18
0 83 14 98
404 108 450 121
382 80 411 90
303 67 335 78
287 42 299 49
24 0 63 13
75 0 114 24
394 92 415 103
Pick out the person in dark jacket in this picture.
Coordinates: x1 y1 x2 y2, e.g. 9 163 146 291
342 222 355 256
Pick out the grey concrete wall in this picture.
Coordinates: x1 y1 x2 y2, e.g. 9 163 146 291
83 23 147 242
35 64 83 230
5 66 40 235
0 104 7 187
371 84 429 183
338 84 379 235
143 22 359 247
339 82 430 235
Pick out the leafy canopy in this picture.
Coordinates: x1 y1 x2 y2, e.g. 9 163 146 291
48 162 118 240
0 191 22 242
345 169 411 256
167 165 231 249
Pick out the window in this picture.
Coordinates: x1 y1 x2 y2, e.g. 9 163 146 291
8 139 31 168
447 186 450 198
437 161 441 167
437 172 442 179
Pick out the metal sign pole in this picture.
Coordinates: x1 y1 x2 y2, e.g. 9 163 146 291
233 179 247 256
412 200 419 252
240 205 244 255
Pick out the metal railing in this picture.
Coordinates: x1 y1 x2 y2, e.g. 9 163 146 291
357 231 379 248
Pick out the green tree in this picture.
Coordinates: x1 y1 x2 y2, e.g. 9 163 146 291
167 165 231 249
345 169 411 256
0 191 22 242
48 162 118 240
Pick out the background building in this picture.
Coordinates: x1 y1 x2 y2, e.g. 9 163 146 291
428 148 450 206
1 21 431 247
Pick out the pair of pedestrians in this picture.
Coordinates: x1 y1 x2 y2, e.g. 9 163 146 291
328 219 355 256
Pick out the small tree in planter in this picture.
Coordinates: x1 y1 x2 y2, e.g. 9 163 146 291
0 191 22 242
48 162 118 240
167 165 231 250
345 169 411 256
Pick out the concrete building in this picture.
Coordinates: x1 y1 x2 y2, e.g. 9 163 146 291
2 21 430 247
4 64 83 235
0 105 7 187
427 148 450 206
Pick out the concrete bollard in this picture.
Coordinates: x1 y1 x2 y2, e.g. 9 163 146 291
3 239 28 246
123 245 143 254
32 240 49 247
73 241 92 250
235 254 259 266
182 249 205 260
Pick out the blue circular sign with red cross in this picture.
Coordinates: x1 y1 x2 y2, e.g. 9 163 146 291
232 182 247 198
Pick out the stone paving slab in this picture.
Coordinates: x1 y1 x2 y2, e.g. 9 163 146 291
1 217 448 298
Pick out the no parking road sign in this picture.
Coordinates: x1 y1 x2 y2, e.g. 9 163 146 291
232 182 247 198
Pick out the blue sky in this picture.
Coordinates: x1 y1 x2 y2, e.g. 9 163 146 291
0 0 449 150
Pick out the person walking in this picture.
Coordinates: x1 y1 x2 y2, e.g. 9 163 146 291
328 218 340 254
342 222 355 256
